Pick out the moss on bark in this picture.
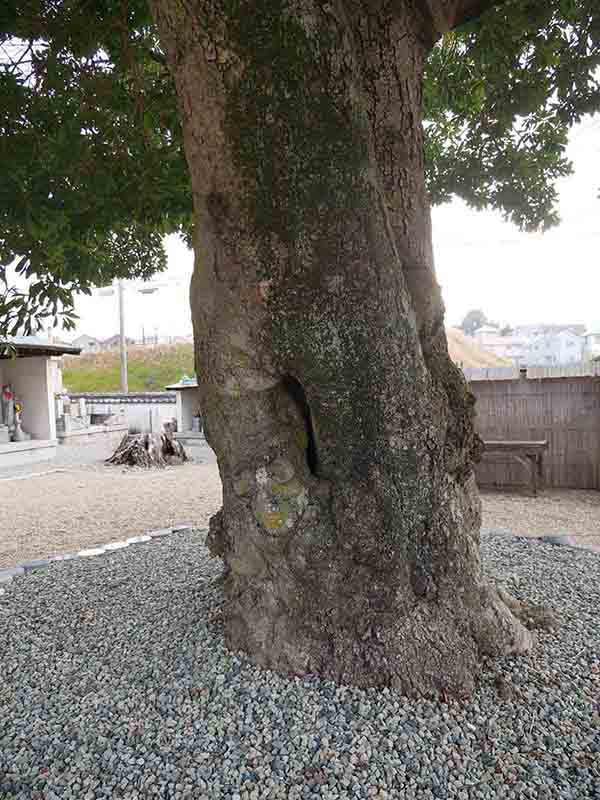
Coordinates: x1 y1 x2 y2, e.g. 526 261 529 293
150 0 533 697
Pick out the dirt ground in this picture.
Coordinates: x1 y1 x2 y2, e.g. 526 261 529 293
0 460 222 569
481 488 600 550
2 447 599 568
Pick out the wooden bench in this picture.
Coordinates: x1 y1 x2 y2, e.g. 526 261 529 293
481 440 549 496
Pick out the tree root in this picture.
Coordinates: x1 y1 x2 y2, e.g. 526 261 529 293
496 587 557 632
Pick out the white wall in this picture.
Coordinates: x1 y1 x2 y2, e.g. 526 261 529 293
2 356 55 440
85 399 176 433
49 358 63 394
123 402 177 433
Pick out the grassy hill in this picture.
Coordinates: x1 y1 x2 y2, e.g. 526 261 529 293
62 332 506 393
62 343 195 392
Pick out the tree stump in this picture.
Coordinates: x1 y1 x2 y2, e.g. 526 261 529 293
106 431 187 467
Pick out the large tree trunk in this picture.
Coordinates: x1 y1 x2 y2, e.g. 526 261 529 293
151 0 530 696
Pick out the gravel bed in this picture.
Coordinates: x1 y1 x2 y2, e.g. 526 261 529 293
1 530 599 800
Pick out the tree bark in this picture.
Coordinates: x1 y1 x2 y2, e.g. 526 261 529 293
150 0 530 696
106 431 187 467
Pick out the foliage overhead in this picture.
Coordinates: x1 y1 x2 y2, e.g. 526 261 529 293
1 0 598 335
0 0 191 335
425 0 599 230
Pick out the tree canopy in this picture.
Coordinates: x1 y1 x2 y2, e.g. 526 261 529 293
1 0 598 335
460 308 489 335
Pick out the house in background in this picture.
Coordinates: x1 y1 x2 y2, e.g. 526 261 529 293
100 334 136 351
472 325 529 366
71 333 102 353
527 329 585 366
583 330 600 360
514 323 586 339
473 323 586 367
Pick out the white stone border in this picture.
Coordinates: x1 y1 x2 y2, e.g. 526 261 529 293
0 524 196 592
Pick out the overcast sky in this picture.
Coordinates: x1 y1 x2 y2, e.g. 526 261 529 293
70 114 599 340
433 114 600 330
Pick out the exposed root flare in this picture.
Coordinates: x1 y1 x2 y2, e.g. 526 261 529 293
496 587 557 631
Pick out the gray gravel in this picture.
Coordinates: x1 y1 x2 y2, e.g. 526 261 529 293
1 530 599 800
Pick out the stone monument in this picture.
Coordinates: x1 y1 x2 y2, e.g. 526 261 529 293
1 385 14 442
12 400 31 442
0 384 7 443
55 393 91 434
1 385 31 442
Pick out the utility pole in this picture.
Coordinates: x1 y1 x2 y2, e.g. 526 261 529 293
118 280 128 393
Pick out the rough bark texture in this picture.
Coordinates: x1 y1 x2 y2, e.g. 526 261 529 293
151 0 530 696
106 431 187 467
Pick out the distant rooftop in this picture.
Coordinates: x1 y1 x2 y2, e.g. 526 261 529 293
515 323 586 335
0 335 81 359
473 325 500 334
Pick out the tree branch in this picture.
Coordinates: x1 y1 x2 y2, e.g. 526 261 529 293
415 0 507 42
450 0 507 29
145 46 167 67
